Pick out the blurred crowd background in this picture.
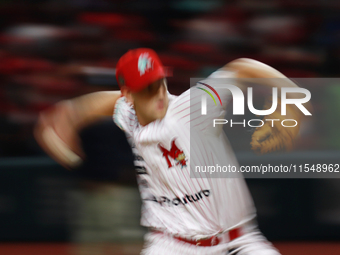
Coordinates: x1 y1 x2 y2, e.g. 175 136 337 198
1 0 340 156
0 0 340 254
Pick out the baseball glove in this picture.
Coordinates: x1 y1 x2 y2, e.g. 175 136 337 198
250 98 302 154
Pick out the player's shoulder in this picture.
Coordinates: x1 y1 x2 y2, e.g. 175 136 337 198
165 90 192 122
207 68 235 79
195 69 235 89
114 96 133 115
168 90 189 109
113 96 137 131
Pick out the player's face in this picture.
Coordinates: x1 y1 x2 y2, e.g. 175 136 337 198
131 78 169 126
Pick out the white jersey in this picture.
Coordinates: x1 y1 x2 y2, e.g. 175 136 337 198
113 70 256 240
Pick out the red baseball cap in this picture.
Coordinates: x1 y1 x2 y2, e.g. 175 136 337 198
116 48 166 92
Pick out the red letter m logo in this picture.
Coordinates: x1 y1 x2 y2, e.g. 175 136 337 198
158 139 187 169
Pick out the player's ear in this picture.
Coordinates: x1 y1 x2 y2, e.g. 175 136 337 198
121 86 134 105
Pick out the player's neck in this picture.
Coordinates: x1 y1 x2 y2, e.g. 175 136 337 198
138 118 153 127
135 111 156 127
134 105 168 126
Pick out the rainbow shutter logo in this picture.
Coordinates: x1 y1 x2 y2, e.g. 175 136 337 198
197 82 222 115
195 81 312 129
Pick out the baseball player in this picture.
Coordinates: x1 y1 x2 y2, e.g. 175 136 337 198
35 48 305 254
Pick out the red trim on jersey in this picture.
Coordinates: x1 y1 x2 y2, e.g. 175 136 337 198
153 227 242 247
